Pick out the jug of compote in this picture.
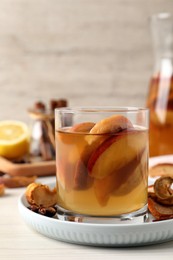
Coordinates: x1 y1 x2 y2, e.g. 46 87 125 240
146 13 173 157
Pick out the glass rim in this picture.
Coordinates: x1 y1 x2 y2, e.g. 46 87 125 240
55 106 149 114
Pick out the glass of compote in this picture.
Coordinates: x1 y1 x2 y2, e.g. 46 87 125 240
55 107 149 224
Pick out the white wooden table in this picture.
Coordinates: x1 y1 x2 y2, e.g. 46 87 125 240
1 176 173 260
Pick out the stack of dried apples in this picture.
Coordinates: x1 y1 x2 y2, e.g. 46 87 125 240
148 163 173 221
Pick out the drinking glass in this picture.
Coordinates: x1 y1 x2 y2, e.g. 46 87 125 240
55 107 149 223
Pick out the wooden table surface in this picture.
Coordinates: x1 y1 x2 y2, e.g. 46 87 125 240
1 175 173 260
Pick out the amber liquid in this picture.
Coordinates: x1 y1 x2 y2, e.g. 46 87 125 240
147 75 173 157
56 127 148 216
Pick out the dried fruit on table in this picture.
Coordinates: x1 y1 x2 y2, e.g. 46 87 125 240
25 183 57 207
0 175 37 188
0 183 5 196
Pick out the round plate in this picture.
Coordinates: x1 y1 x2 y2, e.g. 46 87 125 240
18 193 173 247
18 155 173 248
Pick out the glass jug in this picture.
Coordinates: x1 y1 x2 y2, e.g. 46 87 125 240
146 13 173 157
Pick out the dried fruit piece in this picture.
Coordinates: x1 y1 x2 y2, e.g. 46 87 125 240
25 183 57 207
64 122 99 190
90 115 133 134
0 176 37 188
153 177 173 205
88 130 147 179
113 148 148 196
148 197 173 221
93 151 145 206
73 142 100 190
0 183 5 196
148 185 163 202
74 159 90 189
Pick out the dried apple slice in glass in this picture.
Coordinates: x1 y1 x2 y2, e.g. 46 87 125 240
112 148 148 196
74 115 134 189
93 150 145 206
67 122 95 190
88 130 147 180
90 115 133 134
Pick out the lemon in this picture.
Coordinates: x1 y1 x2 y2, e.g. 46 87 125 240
0 120 30 159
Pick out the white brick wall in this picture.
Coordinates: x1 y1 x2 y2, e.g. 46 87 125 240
0 0 172 121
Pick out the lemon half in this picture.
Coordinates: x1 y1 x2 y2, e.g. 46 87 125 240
0 120 30 159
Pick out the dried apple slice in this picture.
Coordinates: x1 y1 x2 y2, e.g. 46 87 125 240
73 123 117 190
87 114 133 146
56 159 75 192
113 148 148 196
90 115 133 134
57 123 95 191
74 158 93 190
56 123 95 192
148 197 173 220
153 177 173 205
73 140 101 190
88 130 147 179
94 173 116 206
93 150 146 206
25 183 57 207
73 115 134 189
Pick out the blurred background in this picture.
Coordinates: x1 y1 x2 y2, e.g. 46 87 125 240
0 0 172 121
